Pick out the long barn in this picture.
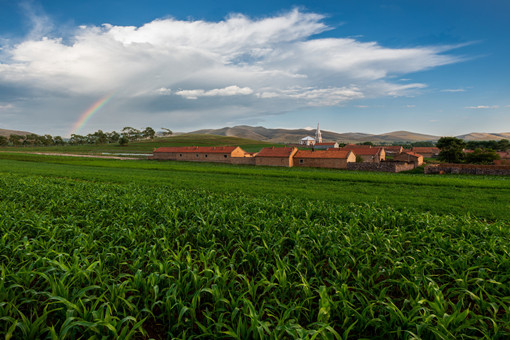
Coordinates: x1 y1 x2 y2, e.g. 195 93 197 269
150 146 248 163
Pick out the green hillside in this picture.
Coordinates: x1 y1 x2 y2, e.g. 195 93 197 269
0 134 279 154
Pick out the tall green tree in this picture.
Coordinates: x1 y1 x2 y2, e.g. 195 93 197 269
41 135 54 146
160 128 173 136
69 134 87 145
118 135 129 146
436 137 466 163
121 127 141 141
142 127 156 139
53 136 65 145
465 148 500 164
107 131 120 143
0 136 8 146
9 134 23 146
92 130 108 144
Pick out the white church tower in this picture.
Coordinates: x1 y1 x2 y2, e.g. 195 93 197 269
315 122 322 143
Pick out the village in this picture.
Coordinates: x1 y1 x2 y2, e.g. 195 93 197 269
149 124 435 173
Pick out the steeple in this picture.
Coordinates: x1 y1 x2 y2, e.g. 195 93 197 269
315 122 322 143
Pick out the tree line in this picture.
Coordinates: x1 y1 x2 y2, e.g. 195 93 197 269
0 127 173 147
437 137 509 164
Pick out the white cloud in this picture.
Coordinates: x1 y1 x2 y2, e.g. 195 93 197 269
176 85 253 99
256 86 364 106
0 103 14 110
406 104 416 108
19 1 55 39
465 105 499 109
156 87 172 95
0 9 463 135
441 88 466 92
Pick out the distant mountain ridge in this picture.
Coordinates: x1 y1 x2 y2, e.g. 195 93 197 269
191 125 510 143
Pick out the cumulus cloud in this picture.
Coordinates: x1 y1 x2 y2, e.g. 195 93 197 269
465 105 499 109
0 8 463 134
176 85 253 99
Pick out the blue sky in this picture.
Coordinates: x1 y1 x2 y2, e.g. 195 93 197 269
0 0 509 137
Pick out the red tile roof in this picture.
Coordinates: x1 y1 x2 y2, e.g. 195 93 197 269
412 147 440 153
334 147 383 155
154 146 238 154
380 146 403 151
295 150 351 159
314 142 337 146
396 151 422 158
256 147 296 158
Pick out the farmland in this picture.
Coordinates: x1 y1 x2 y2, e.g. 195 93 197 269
0 150 510 338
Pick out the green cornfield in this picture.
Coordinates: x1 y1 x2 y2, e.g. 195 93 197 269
1 172 509 339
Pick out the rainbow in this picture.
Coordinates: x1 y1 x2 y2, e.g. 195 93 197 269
68 92 115 136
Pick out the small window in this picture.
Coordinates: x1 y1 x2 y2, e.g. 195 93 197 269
205 154 208 158
196 154 199 157
179 153 182 157
224 155 228 158
299 159 304 164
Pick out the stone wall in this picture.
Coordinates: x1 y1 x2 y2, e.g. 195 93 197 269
230 157 256 165
294 158 349 169
425 164 510 176
347 161 415 173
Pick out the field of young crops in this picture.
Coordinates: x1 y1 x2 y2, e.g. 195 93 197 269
1 171 509 339
0 152 509 220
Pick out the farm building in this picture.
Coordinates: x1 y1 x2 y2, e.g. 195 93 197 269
380 145 403 155
394 151 423 166
294 149 355 169
150 146 247 163
300 136 316 146
412 147 440 158
336 146 386 163
313 142 339 150
255 147 298 167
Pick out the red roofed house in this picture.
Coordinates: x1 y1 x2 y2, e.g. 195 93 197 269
255 147 298 167
294 149 355 169
150 146 247 163
412 147 440 158
393 151 423 166
380 145 403 156
313 142 339 150
336 146 386 163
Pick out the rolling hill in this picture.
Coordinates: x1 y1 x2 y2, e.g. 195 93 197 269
191 126 510 144
0 128 35 138
192 126 438 143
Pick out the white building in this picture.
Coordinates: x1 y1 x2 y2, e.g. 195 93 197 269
300 136 316 146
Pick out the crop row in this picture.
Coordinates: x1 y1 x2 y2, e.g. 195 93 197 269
0 155 509 221
0 174 509 339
